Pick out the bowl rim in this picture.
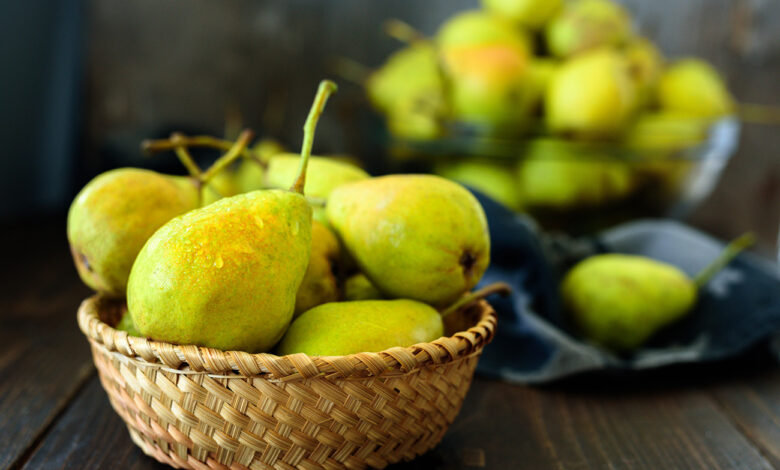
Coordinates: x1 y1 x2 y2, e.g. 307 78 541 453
77 295 497 381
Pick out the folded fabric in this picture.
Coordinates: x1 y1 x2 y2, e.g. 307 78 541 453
471 191 780 384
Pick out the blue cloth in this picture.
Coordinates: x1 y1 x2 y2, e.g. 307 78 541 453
470 191 780 383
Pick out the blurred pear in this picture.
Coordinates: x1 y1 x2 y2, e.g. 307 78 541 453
545 0 632 58
435 158 522 210
481 0 563 30
658 59 734 119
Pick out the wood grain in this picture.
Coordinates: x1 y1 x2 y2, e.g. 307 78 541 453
0 219 94 470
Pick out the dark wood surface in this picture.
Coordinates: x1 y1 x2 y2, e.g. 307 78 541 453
5 219 780 470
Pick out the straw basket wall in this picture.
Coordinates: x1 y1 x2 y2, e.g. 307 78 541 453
77 295 497 470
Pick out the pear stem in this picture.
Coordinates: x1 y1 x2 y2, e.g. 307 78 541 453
331 57 371 86
738 103 780 126
383 18 426 45
290 80 338 195
693 233 755 289
440 282 512 319
169 133 203 178
199 129 254 184
142 135 257 162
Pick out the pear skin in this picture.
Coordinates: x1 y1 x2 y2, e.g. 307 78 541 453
294 221 340 316
545 48 637 138
265 154 369 225
344 273 383 301
658 59 734 119
437 10 531 52
481 0 562 29
435 158 522 210
277 299 444 356
127 190 312 352
116 311 141 337
327 175 490 308
67 168 199 297
545 0 632 58
562 254 697 351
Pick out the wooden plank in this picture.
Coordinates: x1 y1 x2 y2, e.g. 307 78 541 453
21 378 169 470
712 369 780 469
395 376 775 470
0 220 95 470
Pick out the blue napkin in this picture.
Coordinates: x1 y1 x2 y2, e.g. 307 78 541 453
470 191 780 384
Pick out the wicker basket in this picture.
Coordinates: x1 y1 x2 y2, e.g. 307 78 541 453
77 295 497 470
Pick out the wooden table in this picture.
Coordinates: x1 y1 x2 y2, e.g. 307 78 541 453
5 219 780 470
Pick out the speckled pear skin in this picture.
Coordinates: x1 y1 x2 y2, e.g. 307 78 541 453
561 254 697 351
277 299 444 356
294 221 340 317
265 154 369 226
67 168 199 297
327 175 490 308
127 190 312 353
115 311 141 337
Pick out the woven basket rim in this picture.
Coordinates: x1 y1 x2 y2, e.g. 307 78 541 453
77 295 497 380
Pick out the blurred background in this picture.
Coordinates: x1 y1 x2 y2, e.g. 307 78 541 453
3 0 780 252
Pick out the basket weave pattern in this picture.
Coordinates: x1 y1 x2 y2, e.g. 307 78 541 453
78 296 497 470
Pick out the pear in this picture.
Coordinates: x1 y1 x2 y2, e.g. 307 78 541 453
232 138 285 194
545 0 632 58
201 169 241 205
657 59 734 119
481 0 563 30
441 42 533 136
623 38 664 107
127 80 337 352
343 273 383 301
115 311 141 337
294 221 340 316
545 48 637 138
366 42 446 140
516 139 636 209
562 234 753 351
434 158 522 210
264 154 369 226
436 10 530 51
526 58 559 115
67 168 200 297
327 174 490 308
277 299 443 356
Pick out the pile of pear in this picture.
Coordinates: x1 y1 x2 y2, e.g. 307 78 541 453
68 81 494 356
365 0 735 214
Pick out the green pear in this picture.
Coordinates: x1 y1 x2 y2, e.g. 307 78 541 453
264 153 369 226
294 221 340 317
562 254 696 351
545 48 637 138
562 234 753 351
366 41 444 120
527 58 560 115
127 80 337 352
545 0 632 58
67 168 200 297
442 42 533 135
343 273 383 301
657 59 735 119
434 158 522 210
516 139 636 209
436 10 530 51
481 0 563 29
201 169 241 205
327 175 490 308
623 38 664 107
277 299 444 356
231 138 285 194
115 311 141 337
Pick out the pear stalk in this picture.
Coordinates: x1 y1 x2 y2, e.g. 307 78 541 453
199 129 254 185
169 133 202 178
738 103 780 126
291 80 338 195
440 282 511 318
143 135 257 163
693 233 755 289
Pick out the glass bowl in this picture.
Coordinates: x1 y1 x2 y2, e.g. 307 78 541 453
385 117 740 234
